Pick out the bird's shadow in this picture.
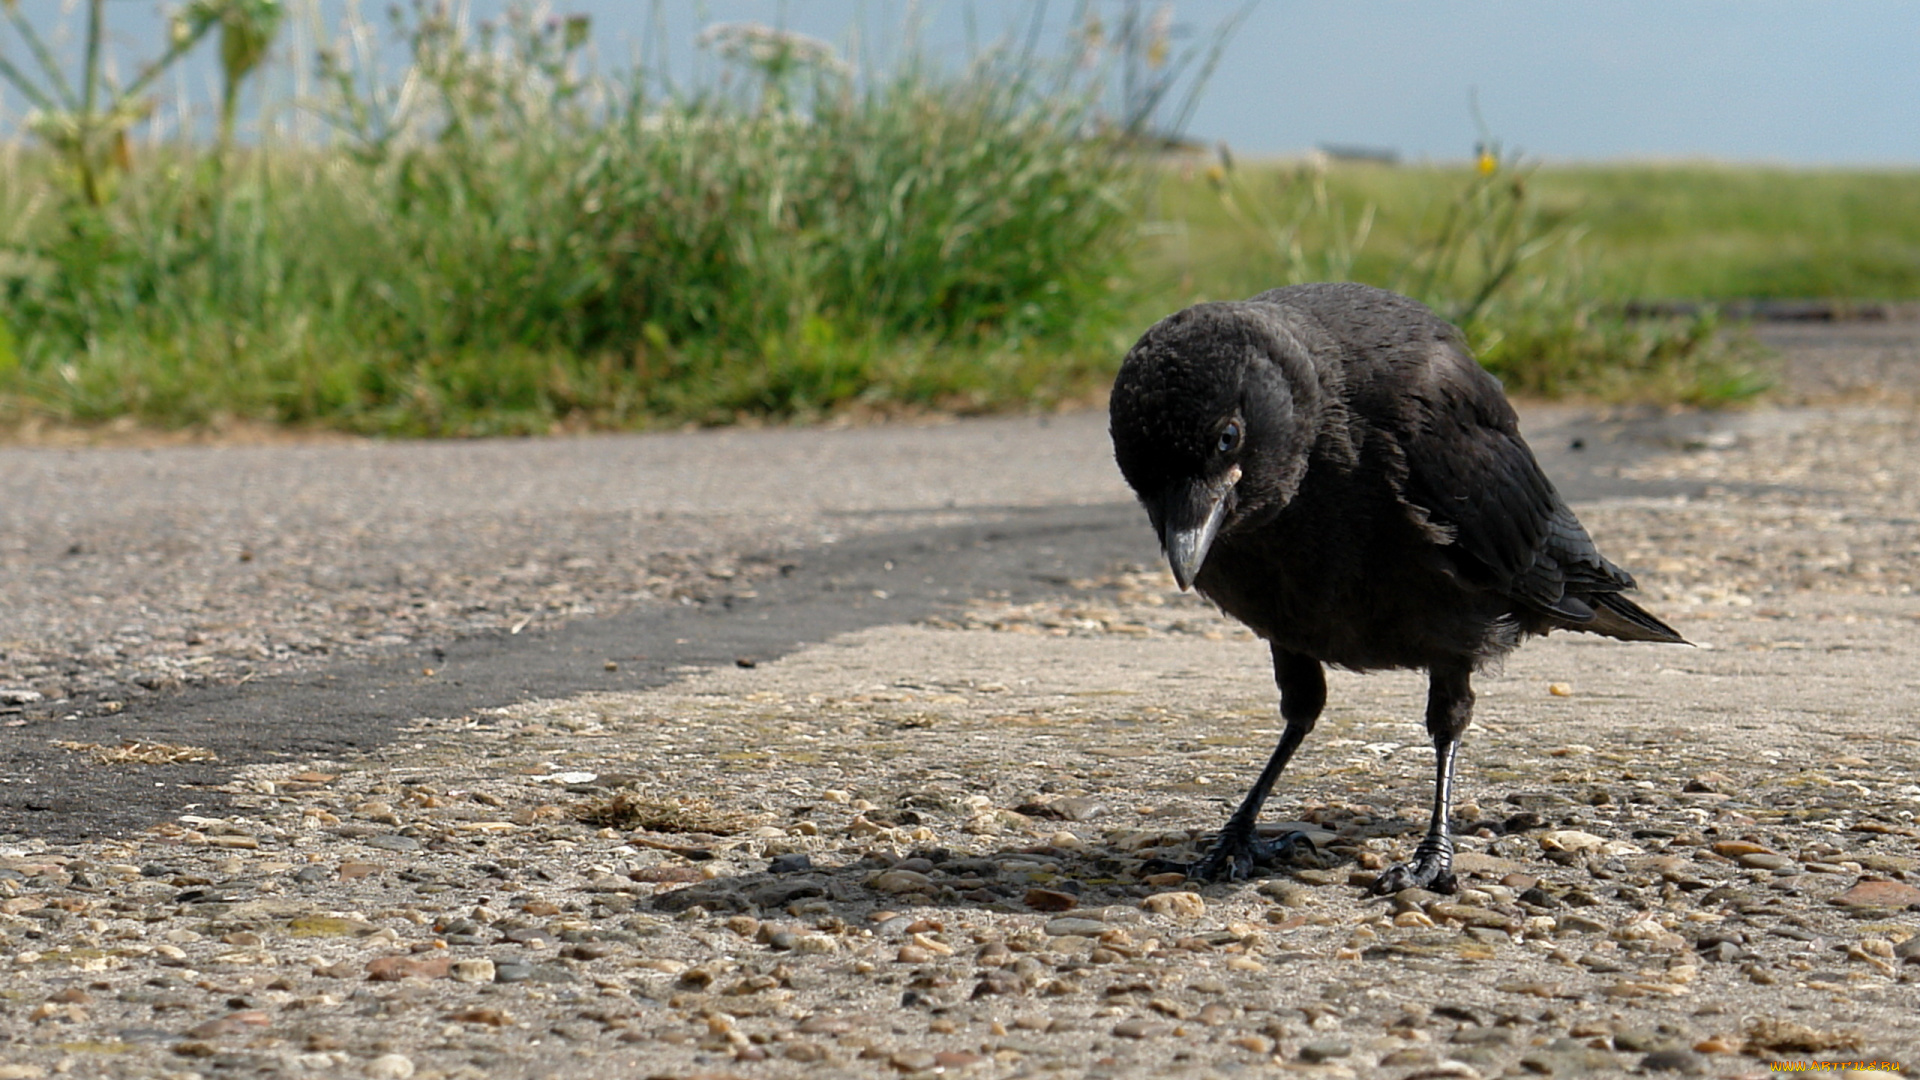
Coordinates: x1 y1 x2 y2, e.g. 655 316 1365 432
634 806 1426 929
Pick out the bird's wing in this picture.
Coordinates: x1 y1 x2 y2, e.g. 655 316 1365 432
1387 342 1632 619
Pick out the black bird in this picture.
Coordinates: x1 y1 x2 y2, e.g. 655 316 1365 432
1108 283 1684 892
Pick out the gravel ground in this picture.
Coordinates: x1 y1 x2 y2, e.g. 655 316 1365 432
0 417 1125 720
1 399 1917 1079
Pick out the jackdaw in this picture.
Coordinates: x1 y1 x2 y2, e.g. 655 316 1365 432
1108 283 1684 892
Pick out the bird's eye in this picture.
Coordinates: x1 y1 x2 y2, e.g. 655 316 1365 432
1217 421 1241 454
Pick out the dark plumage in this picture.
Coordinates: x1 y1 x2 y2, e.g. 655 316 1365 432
1108 283 1684 891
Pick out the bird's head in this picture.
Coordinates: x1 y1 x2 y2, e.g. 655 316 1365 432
1108 301 1323 591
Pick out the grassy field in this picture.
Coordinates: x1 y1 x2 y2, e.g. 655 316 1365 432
2 6 1915 436
1150 159 1920 304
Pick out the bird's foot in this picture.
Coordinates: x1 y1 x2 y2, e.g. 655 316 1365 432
1184 829 1318 882
1371 835 1457 895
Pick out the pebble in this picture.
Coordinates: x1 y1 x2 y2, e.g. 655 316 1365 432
364 1053 415 1079
1299 1040 1352 1062
888 1050 938 1072
1641 1049 1706 1074
1830 880 1920 908
1140 891 1205 918
492 961 534 983
1024 888 1078 912
450 958 495 983
766 853 813 874
871 869 934 894
1044 917 1107 937
1519 1044 1617 1074
1112 1018 1169 1039
364 835 423 852
366 955 452 981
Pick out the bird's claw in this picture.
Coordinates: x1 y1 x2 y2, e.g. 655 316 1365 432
1185 829 1318 882
1370 835 1457 895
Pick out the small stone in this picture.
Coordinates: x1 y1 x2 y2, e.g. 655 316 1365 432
337 861 382 880
767 853 813 874
184 1010 271 1038
935 1051 985 1068
366 955 452 981
973 970 1026 998
1453 1027 1513 1046
1147 997 1190 1020
1709 841 1771 857
1640 1049 1705 1074
450 959 495 983
1831 880 1920 908
365 835 422 853
1737 853 1794 871
1140 891 1205 919
446 1007 513 1027
792 934 838 954
1611 1029 1674 1052
889 1050 938 1072
1024 888 1077 912
1539 830 1607 853
1195 1002 1232 1025
1112 1018 1168 1039
1452 851 1529 874
493 961 535 983
871 869 934 894
1520 1046 1616 1074
1044 917 1107 937
1557 914 1608 934
1142 871 1188 887
1299 1040 1351 1063
365 1053 415 1079
1231 1035 1274 1054
1428 902 1516 931
1256 879 1311 906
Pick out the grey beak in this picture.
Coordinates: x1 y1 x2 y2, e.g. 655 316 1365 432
1162 471 1237 591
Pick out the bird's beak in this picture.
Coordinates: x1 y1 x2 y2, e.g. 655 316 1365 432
1161 466 1239 591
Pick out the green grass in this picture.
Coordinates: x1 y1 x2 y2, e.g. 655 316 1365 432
3 7 1915 435
1149 160 1920 305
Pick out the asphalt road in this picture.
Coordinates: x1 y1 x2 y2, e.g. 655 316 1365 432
0 405 1777 841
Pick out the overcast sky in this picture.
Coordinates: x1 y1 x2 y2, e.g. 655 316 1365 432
5 0 1918 163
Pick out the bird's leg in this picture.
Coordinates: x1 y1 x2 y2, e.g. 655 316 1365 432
1189 649 1324 881
1373 662 1473 895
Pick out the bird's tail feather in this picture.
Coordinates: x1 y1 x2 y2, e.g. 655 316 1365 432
1585 593 1688 644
